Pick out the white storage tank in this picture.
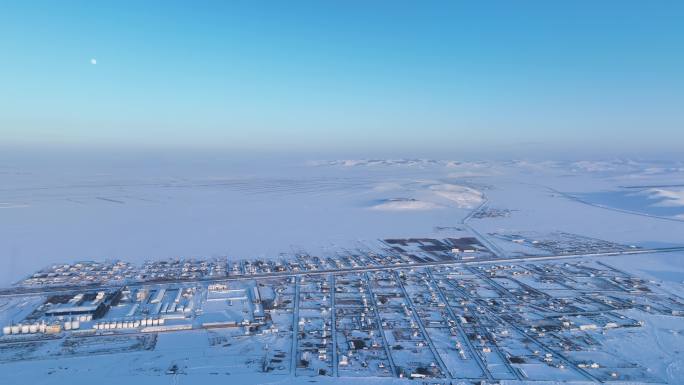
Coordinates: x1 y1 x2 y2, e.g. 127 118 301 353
29 324 39 333
71 320 80 330
21 325 30 334
11 325 20 334
39 323 47 333
64 321 72 330
2 326 10 335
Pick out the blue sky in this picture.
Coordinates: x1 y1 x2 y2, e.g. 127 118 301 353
1 1 683 156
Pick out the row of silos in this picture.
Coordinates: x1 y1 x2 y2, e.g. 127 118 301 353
2 319 78 336
93 318 165 330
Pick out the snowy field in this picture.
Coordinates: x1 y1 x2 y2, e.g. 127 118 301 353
2 156 684 286
1 155 684 384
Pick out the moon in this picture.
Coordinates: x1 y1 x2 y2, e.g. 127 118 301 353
90 58 97 65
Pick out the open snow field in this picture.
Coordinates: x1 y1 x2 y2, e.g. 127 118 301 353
0 156 493 285
1 155 684 384
2 157 684 286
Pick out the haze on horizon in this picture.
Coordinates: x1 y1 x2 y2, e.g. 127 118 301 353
1 1 683 158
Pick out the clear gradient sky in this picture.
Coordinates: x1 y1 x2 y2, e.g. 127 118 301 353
1 1 683 156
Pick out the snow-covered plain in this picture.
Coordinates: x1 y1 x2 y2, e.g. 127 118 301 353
2 157 684 286
1 155 684 384
0 158 494 285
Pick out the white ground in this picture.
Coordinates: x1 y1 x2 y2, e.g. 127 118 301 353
2 157 684 285
1 156 684 384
